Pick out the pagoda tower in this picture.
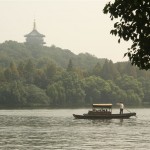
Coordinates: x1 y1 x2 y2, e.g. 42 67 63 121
24 20 46 46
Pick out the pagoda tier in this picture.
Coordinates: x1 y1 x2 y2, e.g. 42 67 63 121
24 20 46 46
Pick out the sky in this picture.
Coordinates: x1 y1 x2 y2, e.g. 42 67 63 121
0 0 132 62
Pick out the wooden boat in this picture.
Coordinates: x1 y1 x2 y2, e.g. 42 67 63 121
73 104 136 119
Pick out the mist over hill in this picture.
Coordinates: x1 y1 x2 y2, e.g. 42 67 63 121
0 40 106 70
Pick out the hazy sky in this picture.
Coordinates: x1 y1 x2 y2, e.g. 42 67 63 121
0 0 132 62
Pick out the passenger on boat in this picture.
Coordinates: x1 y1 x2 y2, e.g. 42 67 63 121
119 102 124 114
93 108 96 112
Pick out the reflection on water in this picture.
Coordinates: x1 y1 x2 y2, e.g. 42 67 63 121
0 109 150 150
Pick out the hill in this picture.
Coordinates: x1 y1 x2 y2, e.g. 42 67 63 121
0 40 150 108
0 40 106 70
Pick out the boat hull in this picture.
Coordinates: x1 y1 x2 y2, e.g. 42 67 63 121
73 113 136 119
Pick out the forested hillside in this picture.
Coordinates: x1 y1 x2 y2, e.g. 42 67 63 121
0 40 150 108
0 41 105 70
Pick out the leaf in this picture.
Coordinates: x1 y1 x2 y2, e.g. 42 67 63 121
103 0 150 70
124 53 127 57
128 53 131 57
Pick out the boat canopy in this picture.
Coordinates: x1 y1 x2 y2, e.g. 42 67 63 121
92 104 112 108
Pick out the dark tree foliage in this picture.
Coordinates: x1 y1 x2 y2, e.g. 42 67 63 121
67 59 74 72
0 41 150 107
103 0 150 70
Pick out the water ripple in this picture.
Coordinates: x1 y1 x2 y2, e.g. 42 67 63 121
0 109 150 149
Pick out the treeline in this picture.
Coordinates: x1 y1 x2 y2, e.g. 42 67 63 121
0 41 106 70
0 41 150 108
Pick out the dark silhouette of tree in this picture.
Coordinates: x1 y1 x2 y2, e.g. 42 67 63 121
103 0 150 70
100 60 119 80
67 59 74 72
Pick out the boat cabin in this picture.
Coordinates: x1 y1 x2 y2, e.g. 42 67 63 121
88 104 112 115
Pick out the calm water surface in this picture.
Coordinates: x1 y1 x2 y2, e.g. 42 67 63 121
0 108 150 150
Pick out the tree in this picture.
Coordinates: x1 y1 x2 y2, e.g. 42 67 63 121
17 62 25 78
83 76 110 104
100 60 119 80
61 72 85 106
92 62 101 76
25 84 50 107
34 69 48 89
0 81 27 107
138 77 150 104
103 0 150 70
0 67 5 83
106 80 127 104
24 59 35 83
124 62 137 78
115 75 144 105
67 59 74 72
45 62 57 79
9 61 19 79
4 62 19 81
46 81 66 106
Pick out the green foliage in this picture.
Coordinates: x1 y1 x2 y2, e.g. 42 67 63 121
83 76 128 105
4 61 19 81
0 81 26 107
45 62 57 79
115 75 144 105
0 41 105 71
25 84 50 107
34 69 47 89
100 60 120 80
0 41 150 107
0 81 49 107
24 59 35 83
74 53 106 71
103 0 150 70
106 80 127 104
83 76 110 104
47 81 66 106
61 72 85 106
46 72 85 107
138 77 150 104
67 59 74 72
92 62 101 76
0 41 31 66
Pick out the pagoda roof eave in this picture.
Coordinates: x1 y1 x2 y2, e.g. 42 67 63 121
24 29 45 37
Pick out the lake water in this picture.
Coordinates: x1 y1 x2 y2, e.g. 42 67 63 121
0 108 150 150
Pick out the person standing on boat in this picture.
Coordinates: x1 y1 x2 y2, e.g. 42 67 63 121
119 102 124 114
